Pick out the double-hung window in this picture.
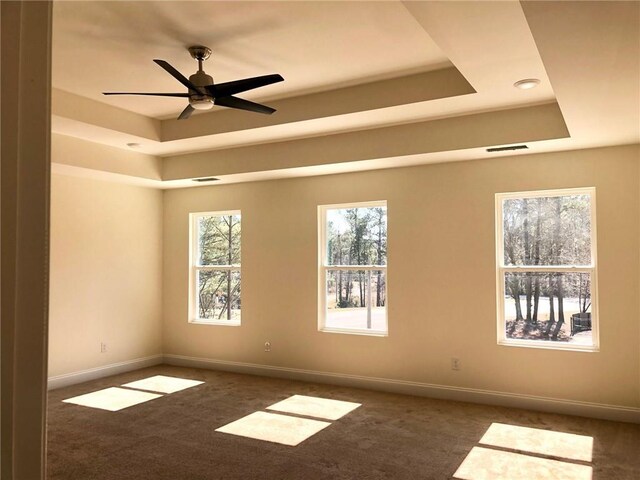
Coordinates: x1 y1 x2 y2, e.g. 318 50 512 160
189 211 241 325
319 201 388 335
496 188 598 350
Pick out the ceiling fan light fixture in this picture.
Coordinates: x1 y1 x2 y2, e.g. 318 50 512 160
189 97 214 110
514 78 540 90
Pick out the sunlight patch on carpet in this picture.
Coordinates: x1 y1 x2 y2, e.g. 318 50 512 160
453 447 592 480
121 375 204 394
62 387 162 412
480 423 593 462
266 394 361 420
215 411 331 446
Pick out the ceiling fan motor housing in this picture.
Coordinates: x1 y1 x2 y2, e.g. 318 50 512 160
188 71 214 109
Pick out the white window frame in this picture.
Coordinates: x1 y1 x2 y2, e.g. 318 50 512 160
495 187 599 352
189 210 241 326
318 200 388 336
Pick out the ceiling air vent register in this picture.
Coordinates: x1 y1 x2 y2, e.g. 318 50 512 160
486 145 529 153
193 177 220 183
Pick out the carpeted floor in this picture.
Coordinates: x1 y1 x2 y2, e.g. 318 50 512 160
47 365 640 479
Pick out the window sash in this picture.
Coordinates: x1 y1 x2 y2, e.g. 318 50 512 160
496 268 598 350
496 188 597 269
320 267 387 334
193 268 241 323
500 266 593 273
322 265 386 271
195 265 241 271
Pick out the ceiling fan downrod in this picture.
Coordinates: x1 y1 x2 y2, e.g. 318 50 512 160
188 45 211 73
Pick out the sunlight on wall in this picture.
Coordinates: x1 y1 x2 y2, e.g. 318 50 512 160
215 411 331 446
266 394 361 420
479 423 593 462
121 375 204 394
62 387 162 412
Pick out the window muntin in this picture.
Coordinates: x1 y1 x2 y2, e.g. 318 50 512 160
496 189 598 350
319 202 387 335
190 211 241 325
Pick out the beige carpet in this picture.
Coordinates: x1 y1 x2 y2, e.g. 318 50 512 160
47 365 640 479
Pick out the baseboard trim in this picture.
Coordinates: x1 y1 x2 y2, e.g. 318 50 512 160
48 354 164 390
164 354 640 424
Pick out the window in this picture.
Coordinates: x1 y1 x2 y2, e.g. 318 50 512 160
496 188 598 350
318 201 387 335
189 211 241 325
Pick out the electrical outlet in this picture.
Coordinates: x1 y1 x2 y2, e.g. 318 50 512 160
451 357 460 371
100 342 107 353
264 341 271 352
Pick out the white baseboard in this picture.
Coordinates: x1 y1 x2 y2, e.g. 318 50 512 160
48 354 164 390
164 354 640 424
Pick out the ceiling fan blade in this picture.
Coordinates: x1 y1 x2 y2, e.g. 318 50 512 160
103 92 190 97
214 96 276 115
208 74 284 98
153 59 204 93
178 104 195 120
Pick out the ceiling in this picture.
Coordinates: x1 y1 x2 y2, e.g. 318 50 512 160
50 1 640 188
53 1 451 119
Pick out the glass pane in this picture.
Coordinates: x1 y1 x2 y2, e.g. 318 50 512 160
198 214 241 266
503 272 592 345
326 206 387 266
502 195 591 266
325 270 386 332
197 270 241 322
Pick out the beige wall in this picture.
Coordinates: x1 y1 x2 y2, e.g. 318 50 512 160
49 174 163 377
163 144 640 408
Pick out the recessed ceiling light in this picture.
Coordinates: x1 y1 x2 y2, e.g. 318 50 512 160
514 78 540 90
126 142 141 148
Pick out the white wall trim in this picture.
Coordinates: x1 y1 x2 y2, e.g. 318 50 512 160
47 355 163 390
164 354 640 424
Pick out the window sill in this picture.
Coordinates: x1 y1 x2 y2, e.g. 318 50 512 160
189 320 241 327
319 327 388 337
498 339 599 353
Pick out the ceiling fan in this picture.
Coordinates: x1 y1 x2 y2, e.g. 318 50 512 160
103 45 284 120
